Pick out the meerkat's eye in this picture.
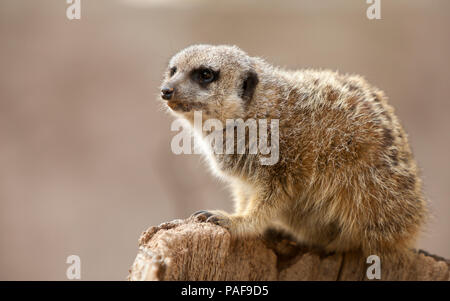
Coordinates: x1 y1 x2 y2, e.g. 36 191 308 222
191 67 218 86
200 69 214 82
169 66 177 77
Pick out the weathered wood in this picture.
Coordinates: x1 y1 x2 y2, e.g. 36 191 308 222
128 218 450 281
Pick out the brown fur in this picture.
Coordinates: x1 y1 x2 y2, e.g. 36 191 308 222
159 45 428 261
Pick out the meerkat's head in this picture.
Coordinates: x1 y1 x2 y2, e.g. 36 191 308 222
160 45 259 123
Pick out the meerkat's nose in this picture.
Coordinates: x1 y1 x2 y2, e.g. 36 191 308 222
161 87 174 100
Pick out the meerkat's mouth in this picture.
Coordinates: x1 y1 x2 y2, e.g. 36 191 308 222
166 101 184 111
166 100 205 112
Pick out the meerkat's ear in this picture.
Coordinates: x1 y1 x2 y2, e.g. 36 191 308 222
240 70 259 105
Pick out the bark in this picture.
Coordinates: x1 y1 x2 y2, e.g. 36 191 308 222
128 218 450 281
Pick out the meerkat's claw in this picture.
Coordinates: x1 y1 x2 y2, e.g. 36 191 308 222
190 210 232 229
206 214 231 229
190 210 214 221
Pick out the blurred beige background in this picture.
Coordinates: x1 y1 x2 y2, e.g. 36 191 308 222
0 0 449 280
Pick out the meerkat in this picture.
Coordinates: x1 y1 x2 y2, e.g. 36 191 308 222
159 44 427 260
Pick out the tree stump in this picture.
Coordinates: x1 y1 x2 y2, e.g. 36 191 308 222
128 218 450 281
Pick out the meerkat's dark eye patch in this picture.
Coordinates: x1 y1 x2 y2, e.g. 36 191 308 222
240 70 259 105
169 66 177 77
190 67 219 88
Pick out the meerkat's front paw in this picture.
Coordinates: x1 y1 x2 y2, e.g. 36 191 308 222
190 210 232 229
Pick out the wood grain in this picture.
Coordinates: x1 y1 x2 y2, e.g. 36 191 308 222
128 218 450 281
